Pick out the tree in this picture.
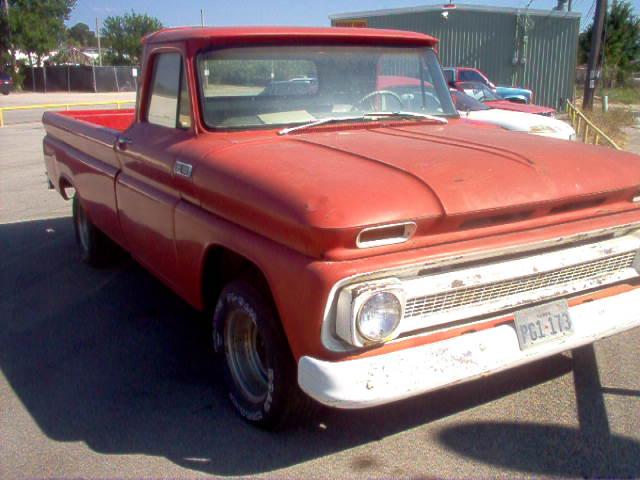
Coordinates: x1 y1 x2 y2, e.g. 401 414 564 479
67 22 96 47
101 11 162 65
3 0 75 70
579 0 640 86
1 9 10 66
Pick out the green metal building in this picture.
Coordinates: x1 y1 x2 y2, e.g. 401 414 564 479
330 4 581 110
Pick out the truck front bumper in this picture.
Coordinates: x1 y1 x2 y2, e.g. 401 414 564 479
298 287 640 409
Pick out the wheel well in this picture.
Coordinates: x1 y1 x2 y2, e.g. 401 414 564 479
201 246 273 313
59 177 75 200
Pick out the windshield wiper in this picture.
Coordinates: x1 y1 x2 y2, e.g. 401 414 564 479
278 111 447 135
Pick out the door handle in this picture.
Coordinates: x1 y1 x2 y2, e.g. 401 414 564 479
117 136 133 150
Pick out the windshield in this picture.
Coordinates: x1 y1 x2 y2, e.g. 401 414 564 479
197 45 457 129
451 90 490 111
456 81 500 102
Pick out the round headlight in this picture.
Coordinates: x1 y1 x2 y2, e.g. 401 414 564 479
356 291 403 343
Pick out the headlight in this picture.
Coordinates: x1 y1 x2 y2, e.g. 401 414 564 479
336 280 406 347
356 291 403 342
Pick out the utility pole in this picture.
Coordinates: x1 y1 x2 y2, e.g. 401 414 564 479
96 17 102 67
200 9 205 27
583 0 607 110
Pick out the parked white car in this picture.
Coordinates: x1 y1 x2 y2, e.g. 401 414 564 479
452 90 576 141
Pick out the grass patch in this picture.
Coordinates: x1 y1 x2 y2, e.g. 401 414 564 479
601 87 640 105
580 108 635 148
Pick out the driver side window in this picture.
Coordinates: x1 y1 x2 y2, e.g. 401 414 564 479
147 52 192 129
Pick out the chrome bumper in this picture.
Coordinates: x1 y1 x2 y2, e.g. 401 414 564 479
299 287 640 408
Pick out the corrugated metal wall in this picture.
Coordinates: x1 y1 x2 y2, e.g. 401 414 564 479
332 8 580 111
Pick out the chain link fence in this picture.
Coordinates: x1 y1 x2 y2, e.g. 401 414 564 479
22 65 139 93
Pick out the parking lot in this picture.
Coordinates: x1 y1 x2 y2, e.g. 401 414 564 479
1 94 640 478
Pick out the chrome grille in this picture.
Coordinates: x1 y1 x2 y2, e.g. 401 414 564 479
404 251 637 319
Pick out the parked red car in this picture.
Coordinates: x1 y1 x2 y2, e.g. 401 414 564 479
444 66 533 103
454 81 555 116
42 27 640 429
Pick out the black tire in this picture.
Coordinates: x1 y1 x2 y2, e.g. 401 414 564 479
72 195 119 267
213 278 317 430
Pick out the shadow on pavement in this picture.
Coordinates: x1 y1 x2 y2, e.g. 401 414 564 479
438 344 640 478
0 216 615 476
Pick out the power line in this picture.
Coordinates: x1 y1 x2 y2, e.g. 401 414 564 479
582 0 597 29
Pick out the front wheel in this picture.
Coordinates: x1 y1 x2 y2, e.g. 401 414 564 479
213 279 316 430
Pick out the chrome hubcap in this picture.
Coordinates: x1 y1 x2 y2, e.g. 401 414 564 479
224 309 269 403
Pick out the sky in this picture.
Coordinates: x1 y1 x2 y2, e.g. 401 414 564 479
68 0 640 32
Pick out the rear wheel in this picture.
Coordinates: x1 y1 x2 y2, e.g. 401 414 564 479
72 195 119 266
213 278 317 430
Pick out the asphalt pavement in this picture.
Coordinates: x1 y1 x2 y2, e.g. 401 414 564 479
0 106 639 478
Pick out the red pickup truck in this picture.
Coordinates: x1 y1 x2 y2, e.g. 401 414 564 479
43 26 640 430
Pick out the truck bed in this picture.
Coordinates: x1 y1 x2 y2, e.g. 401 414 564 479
53 109 135 131
43 109 135 251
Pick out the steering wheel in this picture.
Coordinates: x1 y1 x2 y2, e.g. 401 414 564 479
352 90 404 112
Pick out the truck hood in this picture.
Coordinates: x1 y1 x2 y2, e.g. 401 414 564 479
194 121 640 258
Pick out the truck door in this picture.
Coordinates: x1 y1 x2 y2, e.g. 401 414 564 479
115 51 194 287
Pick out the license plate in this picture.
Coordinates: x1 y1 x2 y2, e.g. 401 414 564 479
514 299 574 350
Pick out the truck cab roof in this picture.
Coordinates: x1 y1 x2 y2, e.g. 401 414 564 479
143 26 439 47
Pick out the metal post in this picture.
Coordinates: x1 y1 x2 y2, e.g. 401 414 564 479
96 18 102 67
583 0 607 110
201 9 205 27
113 66 119 92
92 63 97 93
67 65 71 92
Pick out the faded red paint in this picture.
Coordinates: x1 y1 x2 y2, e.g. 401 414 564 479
42 27 640 363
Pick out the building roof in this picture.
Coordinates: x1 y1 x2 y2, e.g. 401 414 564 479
330 3 581 20
143 26 438 46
